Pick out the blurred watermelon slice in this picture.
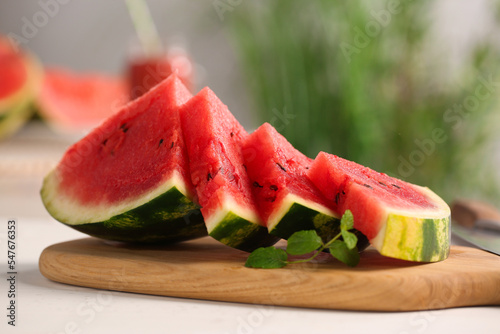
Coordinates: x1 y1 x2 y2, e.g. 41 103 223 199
128 47 194 99
0 37 42 139
36 68 128 133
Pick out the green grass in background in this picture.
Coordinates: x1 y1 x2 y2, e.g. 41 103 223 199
228 0 500 202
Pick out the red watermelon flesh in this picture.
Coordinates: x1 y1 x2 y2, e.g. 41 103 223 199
37 68 128 132
56 74 193 208
243 123 335 226
308 152 443 240
180 87 257 223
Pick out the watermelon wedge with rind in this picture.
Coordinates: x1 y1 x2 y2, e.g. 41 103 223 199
243 123 368 248
307 152 450 262
41 74 207 243
0 37 42 139
180 88 279 251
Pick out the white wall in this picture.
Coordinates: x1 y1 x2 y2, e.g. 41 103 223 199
0 0 497 130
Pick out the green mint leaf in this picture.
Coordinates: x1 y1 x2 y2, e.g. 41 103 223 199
286 230 323 255
340 210 354 231
245 247 287 269
341 230 358 250
329 240 360 267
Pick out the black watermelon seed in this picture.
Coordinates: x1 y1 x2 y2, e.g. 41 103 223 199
207 173 213 181
158 139 164 147
253 181 263 188
270 185 278 191
170 141 174 149
363 184 373 189
378 181 387 187
230 132 234 137
335 192 340 205
342 190 346 195
392 184 401 189
102 139 108 146
276 163 287 172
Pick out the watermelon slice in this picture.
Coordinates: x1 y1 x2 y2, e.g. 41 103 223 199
41 74 207 243
242 123 368 247
307 152 450 262
37 68 128 133
180 88 279 251
0 37 42 139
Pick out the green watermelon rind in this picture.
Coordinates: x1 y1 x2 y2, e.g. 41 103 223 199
0 97 34 140
203 197 279 252
267 194 369 249
370 186 451 262
208 211 280 252
41 171 207 243
70 187 207 243
267 194 340 241
371 213 450 262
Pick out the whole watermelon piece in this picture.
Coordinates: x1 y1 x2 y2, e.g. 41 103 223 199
308 152 451 262
41 74 207 243
180 88 279 251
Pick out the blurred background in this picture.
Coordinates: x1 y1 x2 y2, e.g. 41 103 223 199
1 0 500 219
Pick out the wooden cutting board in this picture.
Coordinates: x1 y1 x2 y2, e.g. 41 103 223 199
39 237 500 311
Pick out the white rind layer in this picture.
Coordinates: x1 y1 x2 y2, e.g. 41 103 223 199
204 196 263 233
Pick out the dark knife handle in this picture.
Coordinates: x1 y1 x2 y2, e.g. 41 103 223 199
451 199 500 231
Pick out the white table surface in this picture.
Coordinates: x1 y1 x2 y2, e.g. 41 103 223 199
1 123 499 334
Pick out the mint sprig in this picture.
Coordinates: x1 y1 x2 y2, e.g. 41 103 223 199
329 240 360 267
245 210 361 269
286 229 322 255
340 210 357 250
